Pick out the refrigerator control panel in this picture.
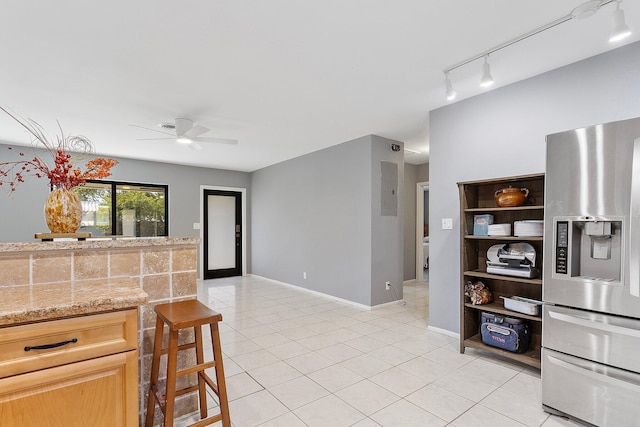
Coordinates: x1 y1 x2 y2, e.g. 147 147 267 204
556 221 568 274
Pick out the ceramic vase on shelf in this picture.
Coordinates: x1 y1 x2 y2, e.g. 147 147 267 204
44 187 82 233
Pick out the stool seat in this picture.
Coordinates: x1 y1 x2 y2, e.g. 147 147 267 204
155 299 222 330
145 299 231 427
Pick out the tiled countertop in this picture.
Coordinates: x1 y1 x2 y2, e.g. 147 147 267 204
0 236 199 254
0 278 148 326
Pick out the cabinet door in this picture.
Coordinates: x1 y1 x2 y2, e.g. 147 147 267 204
0 350 138 427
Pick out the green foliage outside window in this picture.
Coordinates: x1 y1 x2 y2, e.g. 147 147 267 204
75 181 167 237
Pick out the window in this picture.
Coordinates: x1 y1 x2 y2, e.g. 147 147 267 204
75 180 168 237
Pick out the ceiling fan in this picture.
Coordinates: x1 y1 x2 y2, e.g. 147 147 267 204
131 118 238 150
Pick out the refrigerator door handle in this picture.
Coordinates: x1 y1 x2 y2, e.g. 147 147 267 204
548 310 640 338
631 138 640 297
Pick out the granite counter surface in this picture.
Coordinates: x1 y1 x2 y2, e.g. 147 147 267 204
0 236 199 254
0 278 148 326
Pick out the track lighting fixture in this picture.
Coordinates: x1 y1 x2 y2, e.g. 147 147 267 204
442 0 632 100
445 72 456 101
610 0 631 42
480 56 494 88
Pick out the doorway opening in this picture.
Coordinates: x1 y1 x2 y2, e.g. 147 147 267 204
416 182 429 282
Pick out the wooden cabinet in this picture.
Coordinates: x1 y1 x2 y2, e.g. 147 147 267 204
458 173 544 369
0 309 139 426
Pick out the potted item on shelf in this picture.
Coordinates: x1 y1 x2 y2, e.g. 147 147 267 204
495 186 529 207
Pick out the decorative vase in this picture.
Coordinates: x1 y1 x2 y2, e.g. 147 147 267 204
44 188 82 233
494 187 530 207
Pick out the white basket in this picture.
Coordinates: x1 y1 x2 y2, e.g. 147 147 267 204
488 223 511 236
513 220 544 237
500 296 543 316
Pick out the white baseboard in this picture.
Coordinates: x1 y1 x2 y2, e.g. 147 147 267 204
427 325 460 339
249 274 378 310
371 299 407 310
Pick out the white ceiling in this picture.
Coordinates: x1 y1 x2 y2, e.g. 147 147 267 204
1 1 637 172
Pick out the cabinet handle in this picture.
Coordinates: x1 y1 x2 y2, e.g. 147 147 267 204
24 338 78 352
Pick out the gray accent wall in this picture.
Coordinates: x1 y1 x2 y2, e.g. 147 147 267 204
0 146 251 269
403 164 418 280
429 41 640 333
371 135 404 304
251 134 403 306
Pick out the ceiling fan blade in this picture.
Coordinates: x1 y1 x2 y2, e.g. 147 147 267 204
193 137 238 145
188 141 204 151
174 118 194 136
129 124 175 136
185 124 209 138
136 137 175 141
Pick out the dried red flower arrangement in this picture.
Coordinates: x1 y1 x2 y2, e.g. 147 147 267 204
0 107 117 192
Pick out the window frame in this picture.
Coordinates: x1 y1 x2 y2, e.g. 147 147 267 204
81 179 169 237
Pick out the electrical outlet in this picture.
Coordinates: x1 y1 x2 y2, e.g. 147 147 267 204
385 281 391 290
303 272 307 279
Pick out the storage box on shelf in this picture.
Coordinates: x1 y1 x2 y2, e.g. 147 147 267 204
458 173 545 369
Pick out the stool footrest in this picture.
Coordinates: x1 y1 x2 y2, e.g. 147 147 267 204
149 384 167 415
202 372 220 396
185 413 223 427
177 360 216 377
160 341 197 355
175 384 200 398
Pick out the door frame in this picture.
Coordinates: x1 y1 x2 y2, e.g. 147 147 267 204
199 185 247 280
416 181 429 281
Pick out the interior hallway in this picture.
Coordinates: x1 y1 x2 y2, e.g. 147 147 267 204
172 276 580 426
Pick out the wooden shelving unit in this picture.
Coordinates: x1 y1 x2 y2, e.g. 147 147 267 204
458 173 545 369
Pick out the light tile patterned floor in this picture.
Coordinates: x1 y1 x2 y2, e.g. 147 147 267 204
174 275 584 427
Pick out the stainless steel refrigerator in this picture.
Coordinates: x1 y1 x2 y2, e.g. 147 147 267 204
543 117 640 426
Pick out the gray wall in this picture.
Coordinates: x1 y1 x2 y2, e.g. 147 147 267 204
251 135 403 306
0 145 251 267
403 164 418 280
424 189 429 226
370 135 404 303
428 41 640 333
417 163 429 183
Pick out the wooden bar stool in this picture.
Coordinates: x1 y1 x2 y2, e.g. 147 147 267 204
145 299 231 427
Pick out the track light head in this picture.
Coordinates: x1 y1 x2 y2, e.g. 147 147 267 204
445 72 457 101
610 1 631 42
480 56 494 88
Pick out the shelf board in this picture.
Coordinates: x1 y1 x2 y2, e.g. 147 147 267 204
457 173 545 186
464 205 544 213
464 302 542 322
464 334 541 369
463 270 542 285
464 235 543 241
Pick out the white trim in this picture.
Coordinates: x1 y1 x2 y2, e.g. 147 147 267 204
248 274 397 310
427 325 460 339
416 181 429 280
199 185 247 280
371 299 407 310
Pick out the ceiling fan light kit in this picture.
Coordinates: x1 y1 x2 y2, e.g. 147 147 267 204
131 118 238 150
442 0 632 100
